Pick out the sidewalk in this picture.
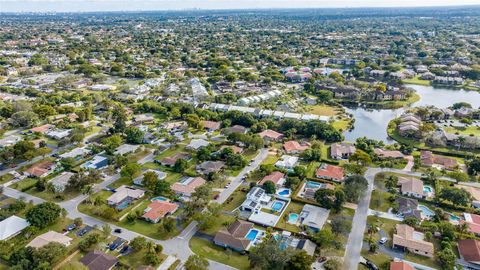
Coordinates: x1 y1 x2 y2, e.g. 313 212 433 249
158 255 177 270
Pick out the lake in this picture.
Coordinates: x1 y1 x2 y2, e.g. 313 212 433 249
343 84 480 142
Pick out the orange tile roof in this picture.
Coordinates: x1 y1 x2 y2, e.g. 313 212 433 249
390 261 415 270
315 164 344 181
283 141 309 153
258 129 283 140
171 177 206 195
142 201 178 221
258 171 285 186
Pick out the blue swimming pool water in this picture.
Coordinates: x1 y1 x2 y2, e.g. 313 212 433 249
450 214 460 221
288 213 299 224
117 200 130 210
423 186 433 193
271 201 285 212
306 181 321 189
418 205 435 217
151 196 168 202
246 229 259 241
278 189 291 196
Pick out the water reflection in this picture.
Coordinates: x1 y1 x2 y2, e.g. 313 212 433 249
342 84 480 142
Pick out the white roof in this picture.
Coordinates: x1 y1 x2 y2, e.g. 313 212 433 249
114 144 140 156
59 146 90 159
0 215 29 240
27 231 72 248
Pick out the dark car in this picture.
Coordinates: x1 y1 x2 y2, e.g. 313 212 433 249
77 226 93 236
119 245 132 255
64 224 77 232
109 237 127 251
362 260 379 270
114 228 122 233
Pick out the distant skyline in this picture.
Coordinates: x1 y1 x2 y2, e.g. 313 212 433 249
1 0 479 13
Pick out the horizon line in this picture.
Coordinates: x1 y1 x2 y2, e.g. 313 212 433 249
1 4 480 14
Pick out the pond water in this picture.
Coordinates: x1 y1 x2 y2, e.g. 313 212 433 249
343 84 480 142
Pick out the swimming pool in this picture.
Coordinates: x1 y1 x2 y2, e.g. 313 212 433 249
271 200 286 212
288 213 299 224
418 205 435 217
277 188 291 197
306 181 321 189
116 200 131 210
423 185 433 193
450 214 461 221
246 229 259 241
151 196 168 202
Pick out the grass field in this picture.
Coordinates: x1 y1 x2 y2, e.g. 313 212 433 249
402 76 431 86
305 104 339 117
189 237 250 270
444 126 480 136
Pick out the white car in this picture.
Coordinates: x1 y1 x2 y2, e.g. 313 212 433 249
379 237 388 245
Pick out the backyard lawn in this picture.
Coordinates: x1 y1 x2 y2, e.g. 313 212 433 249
189 237 250 270
222 186 249 212
275 201 304 233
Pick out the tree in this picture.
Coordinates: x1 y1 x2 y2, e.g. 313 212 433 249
436 247 456 270
439 187 472 206
262 181 276 194
130 236 148 251
154 180 171 196
324 259 341 270
112 106 127 134
314 228 335 249
248 237 291 270
344 175 368 203
120 163 142 181
173 158 188 173
102 224 112 237
349 149 372 165
74 217 83 227
286 250 315 270
185 255 209 270
25 202 61 228
142 171 159 190
314 189 336 209
102 134 122 155
331 216 352 235
125 126 144 144
78 233 101 251
11 111 39 127
60 157 76 170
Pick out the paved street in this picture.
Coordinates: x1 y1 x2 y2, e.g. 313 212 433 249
343 168 379 270
215 148 269 204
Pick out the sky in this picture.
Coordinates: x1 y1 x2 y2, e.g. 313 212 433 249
0 0 479 12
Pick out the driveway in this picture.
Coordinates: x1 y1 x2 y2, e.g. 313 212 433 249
215 148 269 204
343 168 379 270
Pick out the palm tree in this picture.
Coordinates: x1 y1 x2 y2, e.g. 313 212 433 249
458 136 466 150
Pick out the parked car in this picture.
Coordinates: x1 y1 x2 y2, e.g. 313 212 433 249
77 226 93 237
362 260 379 270
114 228 122 233
379 237 388 245
64 224 77 232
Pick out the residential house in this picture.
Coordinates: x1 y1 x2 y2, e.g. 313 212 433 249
162 121 187 133
29 124 53 134
219 145 244 154
186 139 210 150
258 171 285 187
392 224 434 257
81 155 108 170
374 148 404 159
224 125 247 135
196 161 225 174
171 177 206 197
330 143 356 159
420 151 458 170
398 177 425 199
458 239 480 267
0 135 22 148
464 213 480 236
59 146 90 160
27 231 72 248
49 172 75 192
275 155 299 170
390 261 415 270
106 185 145 208
142 201 179 223
0 215 29 241
45 129 71 140
299 204 330 232
133 114 155 124
201 120 221 132
158 152 191 167
258 129 284 142
395 197 422 220
113 144 139 156
315 163 344 182
80 250 118 270
214 220 255 252
283 141 309 154
240 187 272 212
24 161 56 178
